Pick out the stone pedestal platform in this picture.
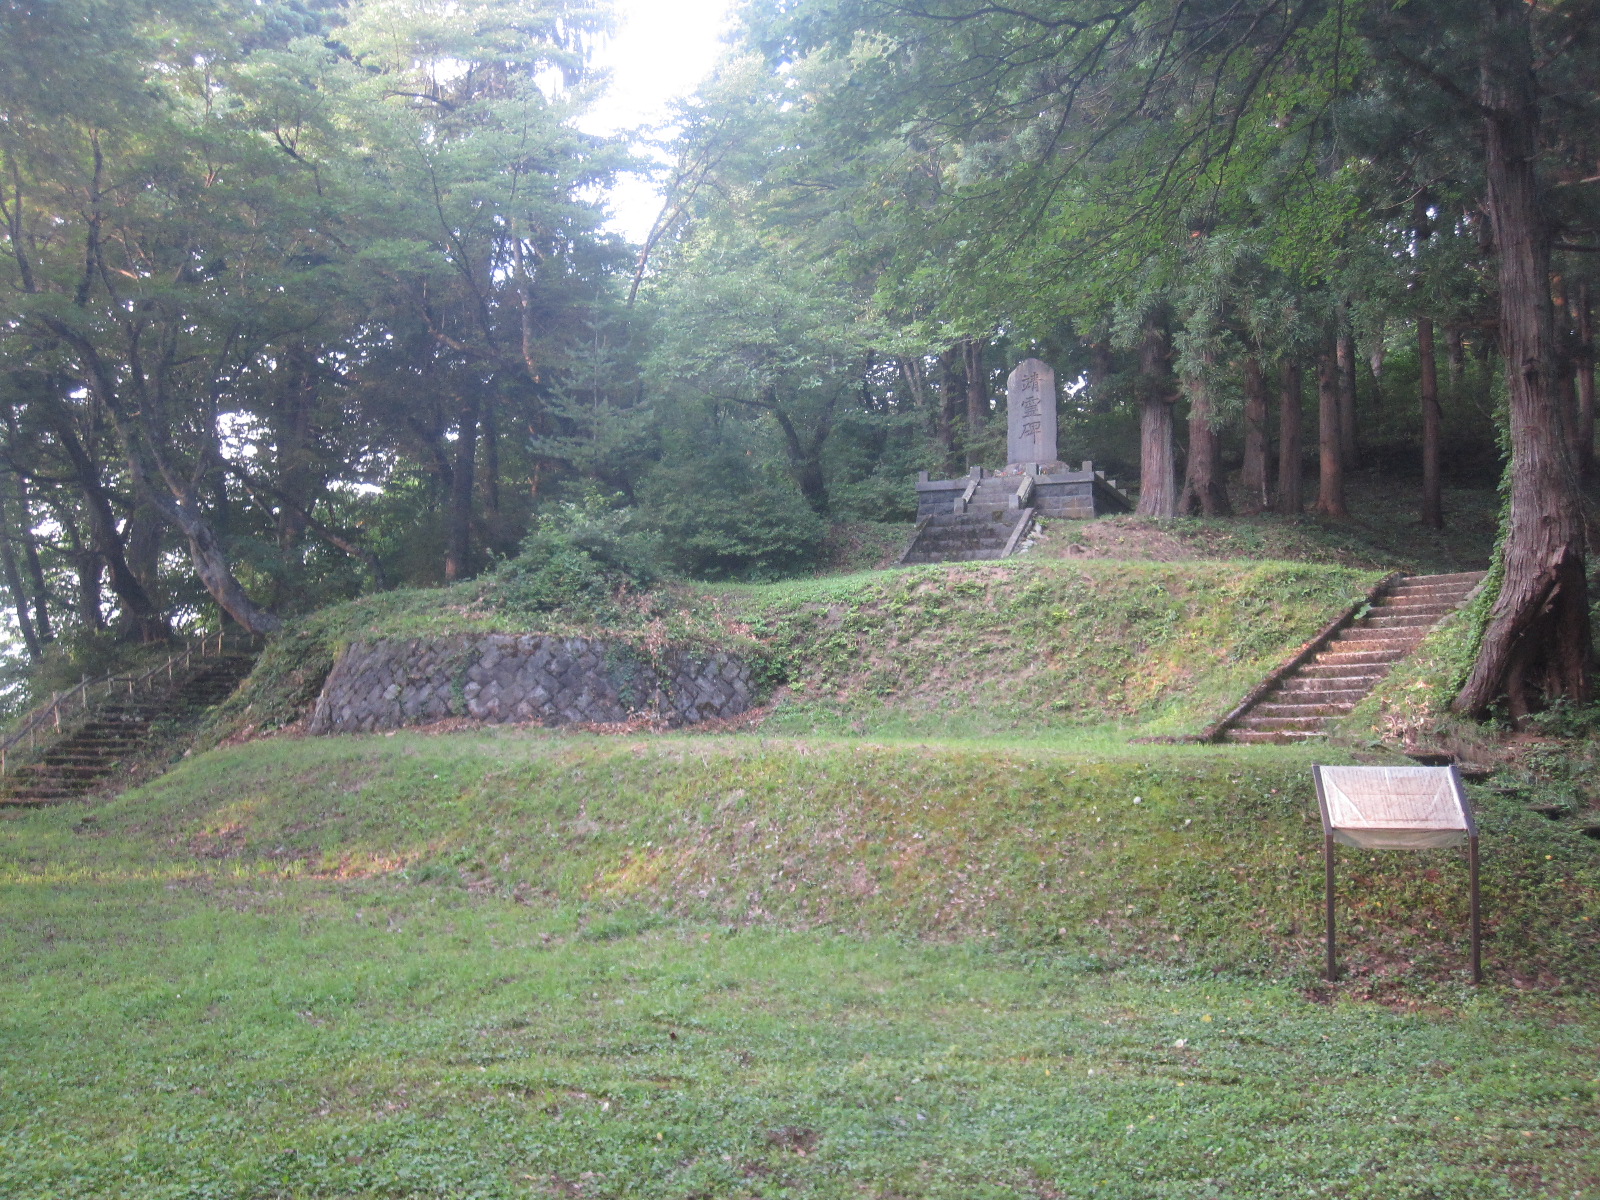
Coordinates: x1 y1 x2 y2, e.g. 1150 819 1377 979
913 462 1134 523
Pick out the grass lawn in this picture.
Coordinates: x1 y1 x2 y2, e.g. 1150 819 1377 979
4 886 1599 1200
3 729 1599 1198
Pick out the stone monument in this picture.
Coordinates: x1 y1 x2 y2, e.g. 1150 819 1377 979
1006 357 1058 466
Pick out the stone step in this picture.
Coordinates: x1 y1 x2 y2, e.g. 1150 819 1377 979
919 528 1010 542
904 549 1005 564
928 507 1013 521
1388 579 1472 595
920 522 1009 536
1314 648 1407 667
1365 612 1444 629
1404 571 1485 586
1335 621 1426 638
1252 700 1358 718
1275 683 1371 702
1375 593 1464 609
1381 592 1470 610
1223 729 1329 744
1295 664 1389 683
1232 715 1329 732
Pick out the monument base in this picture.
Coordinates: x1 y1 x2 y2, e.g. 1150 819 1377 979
913 463 1134 522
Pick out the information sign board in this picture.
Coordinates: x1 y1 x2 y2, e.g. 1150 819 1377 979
1316 765 1472 849
1311 764 1481 984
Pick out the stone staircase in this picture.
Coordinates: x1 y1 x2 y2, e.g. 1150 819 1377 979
902 475 1036 564
1220 571 1485 744
0 654 254 806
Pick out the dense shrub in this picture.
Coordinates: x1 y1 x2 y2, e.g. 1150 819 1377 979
640 452 826 581
487 494 660 618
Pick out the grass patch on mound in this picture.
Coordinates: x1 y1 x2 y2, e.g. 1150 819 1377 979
719 560 1378 739
18 732 1598 990
206 560 1379 744
3 731 1600 1197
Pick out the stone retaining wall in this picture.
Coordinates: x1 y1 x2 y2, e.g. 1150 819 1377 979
308 635 756 734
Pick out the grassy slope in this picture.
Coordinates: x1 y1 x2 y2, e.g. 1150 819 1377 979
3 733 1600 1197
208 560 1381 743
720 561 1378 739
14 479 1597 1196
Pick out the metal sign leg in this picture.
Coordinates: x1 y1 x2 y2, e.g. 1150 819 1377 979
1324 833 1337 983
1469 834 1482 985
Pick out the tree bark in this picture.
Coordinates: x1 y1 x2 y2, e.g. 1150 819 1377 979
1275 360 1304 515
1240 355 1271 514
1314 348 1347 517
444 389 481 582
123 502 163 610
45 326 275 634
481 392 501 526
1575 283 1595 480
1446 324 1466 385
1336 321 1359 469
53 511 105 632
13 477 51 646
768 394 834 516
1455 0 1591 717
1418 317 1444 529
1177 357 1232 517
937 345 961 475
33 396 170 641
1087 340 1116 413
0 481 41 660
964 336 988 468
1135 313 1178 518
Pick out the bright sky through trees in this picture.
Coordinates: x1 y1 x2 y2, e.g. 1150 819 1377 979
581 0 735 243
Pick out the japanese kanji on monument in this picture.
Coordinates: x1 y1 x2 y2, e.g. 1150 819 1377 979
1006 357 1058 466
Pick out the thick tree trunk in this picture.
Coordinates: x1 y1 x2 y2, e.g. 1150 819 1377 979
937 346 961 475
1336 321 1359 469
1446 324 1466 387
43 337 256 634
13 478 51 646
1418 317 1444 529
55 515 105 632
1135 314 1178 518
123 502 163 609
1314 349 1346 517
0 483 41 660
274 351 316 559
40 410 170 641
481 393 501 526
1455 0 1591 717
1177 357 1232 517
29 390 168 643
1087 340 1116 413
1275 360 1304 514
769 394 834 516
444 390 481 582
1575 283 1595 479
1240 355 1271 514
964 337 988 467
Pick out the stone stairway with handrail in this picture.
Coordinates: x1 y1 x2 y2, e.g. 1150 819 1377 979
901 474 1037 564
1218 571 1485 744
0 638 257 807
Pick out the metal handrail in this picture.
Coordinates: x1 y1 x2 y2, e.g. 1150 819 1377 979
0 632 257 775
